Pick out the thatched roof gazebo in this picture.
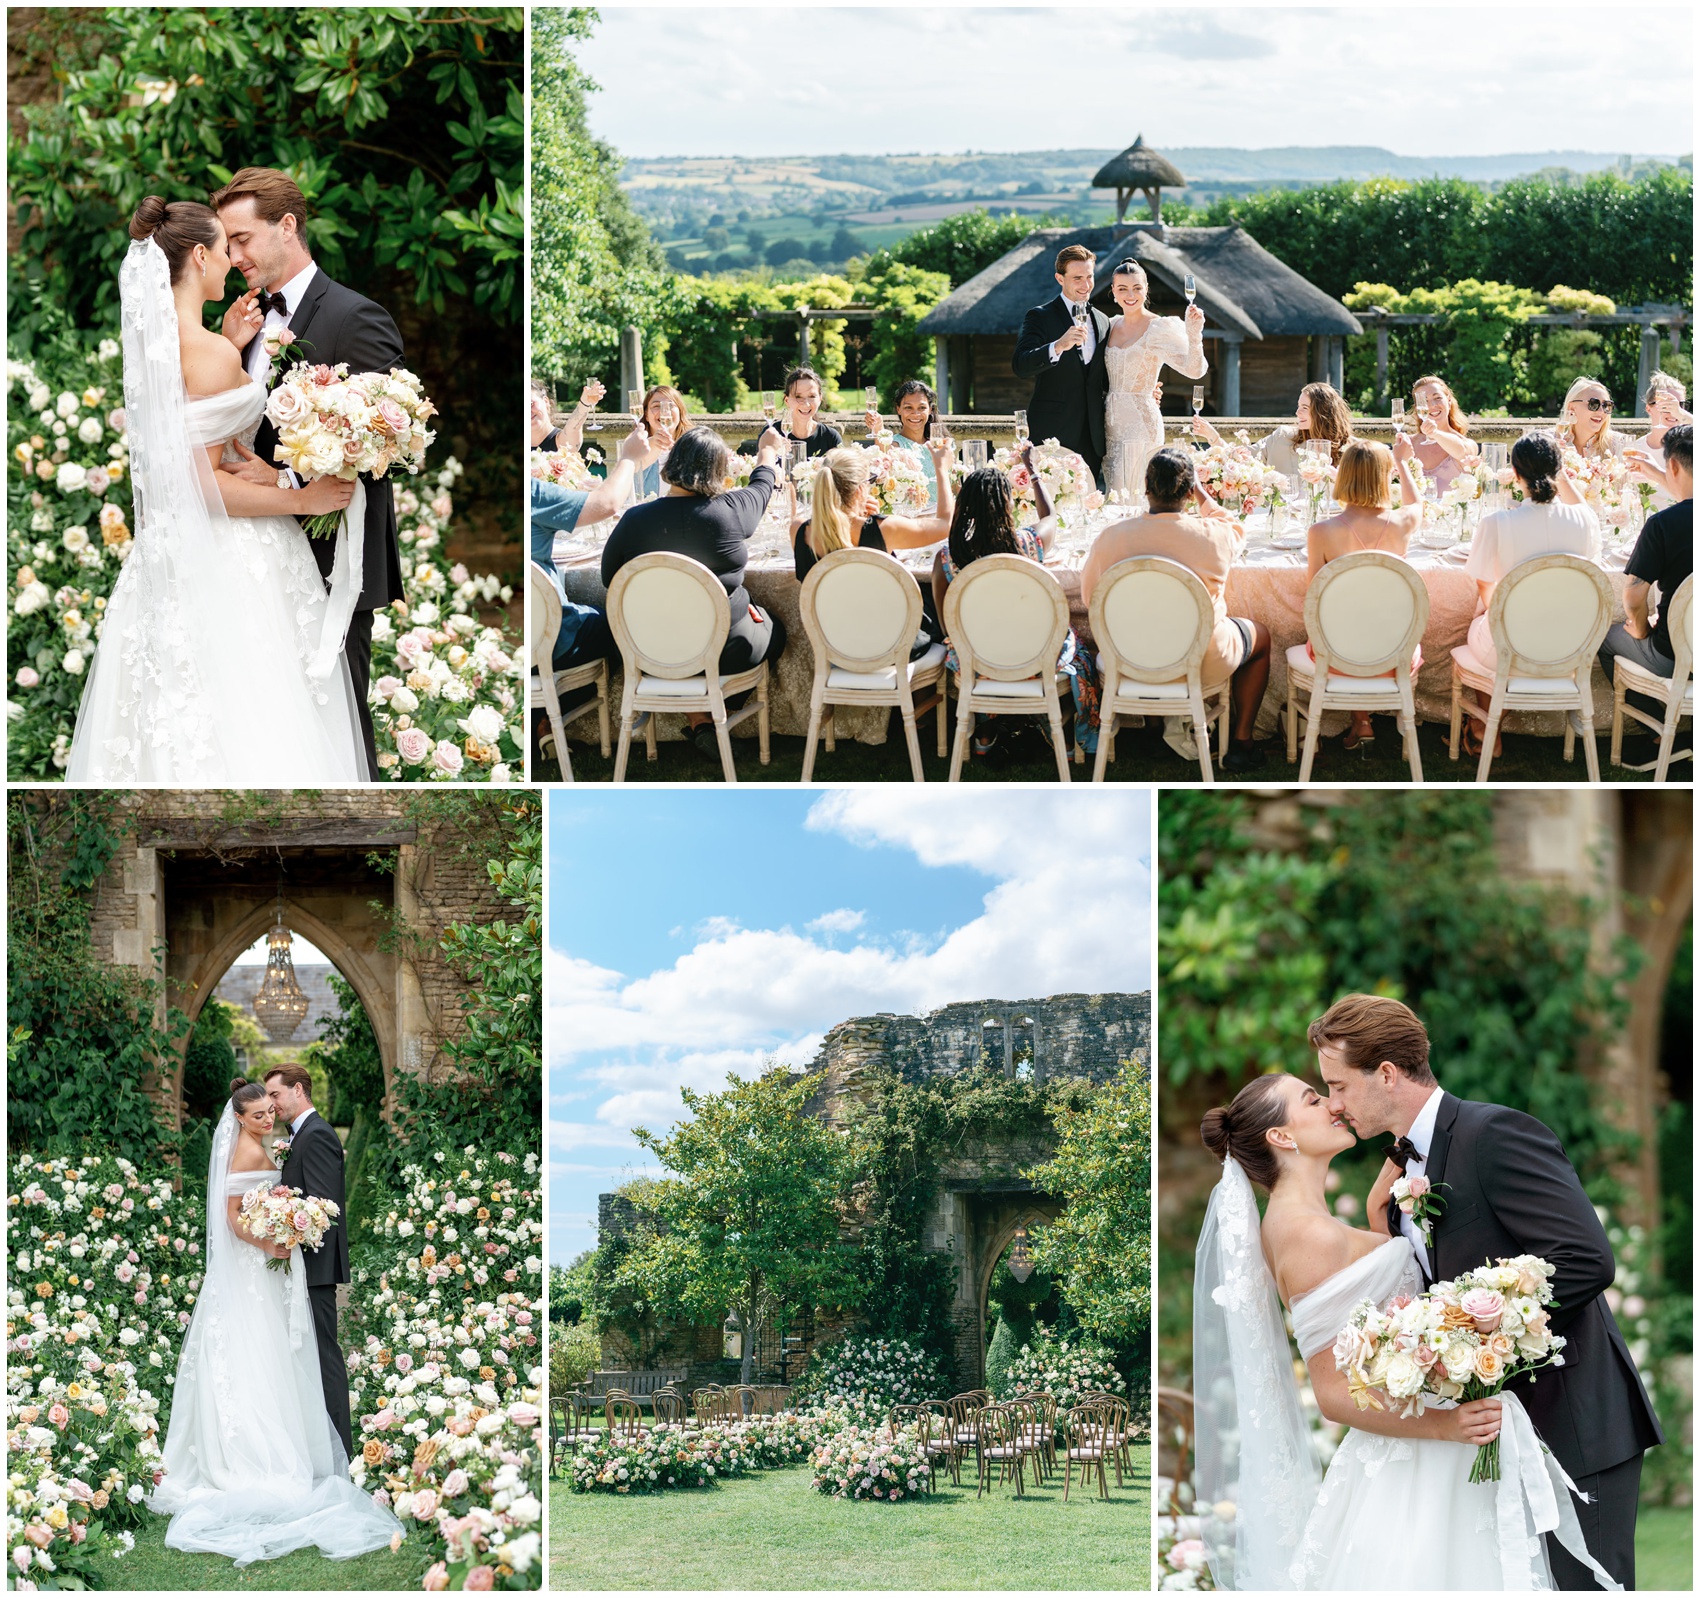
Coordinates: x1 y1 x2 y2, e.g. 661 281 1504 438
918 224 1363 417
1093 135 1186 227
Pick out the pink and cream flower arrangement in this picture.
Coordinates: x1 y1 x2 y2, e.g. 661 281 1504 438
237 1185 339 1273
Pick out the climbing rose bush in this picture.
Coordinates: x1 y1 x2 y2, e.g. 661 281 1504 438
1001 1325 1126 1410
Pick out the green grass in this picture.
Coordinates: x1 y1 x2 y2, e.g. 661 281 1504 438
550 1450 1150 1590
94 1515 429 1591
534 714 1669 785
1637 1504 1694 1591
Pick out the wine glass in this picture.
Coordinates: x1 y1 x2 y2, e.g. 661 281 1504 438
863 385 878 412
1192 385 1205 419
584 387 602 432
1013 408 1029 444
1391 398 1406 433
789 439 807 479
1184 274 1197 305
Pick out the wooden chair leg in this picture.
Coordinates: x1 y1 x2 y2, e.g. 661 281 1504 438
1610 671 1627 767
801 685 825 783
823 704 836 754
1449 667 1463 761
1297 683 1326 782
643 707 658 763
948 689 973 782
1563 706 1576 763
1092 709 1114 782
612 684 637 783
714 713 738 784
1401 683 1424 783
1475 700 1503 784
1191 691 1214 784
1579 700 1601 782
596 669 612 758
900 701 925 783
1285 680 1299 764
935 675 949 759
757 667 771 765
541 680 571 784
1047 688 1072 783
1655 698 1681 782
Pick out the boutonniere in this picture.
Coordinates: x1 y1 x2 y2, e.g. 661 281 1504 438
271 1136 292 1170
1393 1173 1446 1243
262 328 314 389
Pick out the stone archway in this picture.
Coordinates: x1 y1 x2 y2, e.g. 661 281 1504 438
968 1192 1064 1387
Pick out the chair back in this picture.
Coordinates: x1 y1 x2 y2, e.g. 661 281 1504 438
1670 573 1696 685
606 552 731 681
1488 553 1614 679
890 1403 921 1437
944 555 1069 683
948 1394 985 1442
1088 557 1215 685
978 1403 1019 1453
1064 1402 1111 1452
605 1395 644 1438
528 562 563 675
1016 1389 1059 1438
691 1386 730 1427
1304 551 1429 677
801 547 923 674
730 1384 758 1419
651 1388 686 1425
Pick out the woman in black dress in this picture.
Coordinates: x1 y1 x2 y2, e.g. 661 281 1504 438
738 365 841 460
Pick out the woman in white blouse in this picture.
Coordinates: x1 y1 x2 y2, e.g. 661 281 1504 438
1459 429 1599 757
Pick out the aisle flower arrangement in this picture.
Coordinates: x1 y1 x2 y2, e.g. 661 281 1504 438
1155 1474 1215 1592
810 1422 932 1502
560 1411 834 1496
791 1335 943 1428
1001 1326 1126 1410
7 336 522 782
6 1153 194 1585
345 1148 543 1590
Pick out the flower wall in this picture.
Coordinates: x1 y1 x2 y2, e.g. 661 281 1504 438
6 331 522 782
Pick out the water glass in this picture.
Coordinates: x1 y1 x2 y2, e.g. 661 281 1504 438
965 440 988 472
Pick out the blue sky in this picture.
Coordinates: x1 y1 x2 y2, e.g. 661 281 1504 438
548 790 1152 1263
574 6 1692 160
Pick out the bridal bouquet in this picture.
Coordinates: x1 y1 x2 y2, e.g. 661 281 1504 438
265 362 437 537
528 448 595 490
237 1185 340 1274
1333 1253 1566 1483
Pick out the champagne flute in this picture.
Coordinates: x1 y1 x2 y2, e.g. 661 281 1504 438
1391 398 1406 433
583 388 601 432
761 389 776 423
864 385 878 413
626 389 644 428
1184 274 1197 305
965 439 987 472
1013 408 1029 444
1192 385 1205 419
789 439 807 480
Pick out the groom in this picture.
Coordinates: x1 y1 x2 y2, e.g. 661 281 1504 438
214 167 406 782
1011 243 1110 479
1313 993 1663 1592
264 1065 355 1459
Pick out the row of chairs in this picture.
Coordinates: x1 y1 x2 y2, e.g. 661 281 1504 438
533 550 1693 785
549 1382 793 1464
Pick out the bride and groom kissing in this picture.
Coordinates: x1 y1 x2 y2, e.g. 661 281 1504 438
1195 994 1661 1592
149 1066 399 1563
1013 243 1206 497
65 166 406 785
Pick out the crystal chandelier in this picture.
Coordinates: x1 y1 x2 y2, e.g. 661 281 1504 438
252 898 310 1041
1007 1222 1035 1284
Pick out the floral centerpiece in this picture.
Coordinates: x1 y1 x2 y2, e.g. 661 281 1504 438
1332 1252 1564 1483
810 1422 932 1502
1296 450 1337 523
344 1148 543 1589
988 439 1103 526
791 1335 943 1428
999 1325 1126 1411
1193 433 1287 521
1562 448 1636 535
527 448 595 490
863 445 929 516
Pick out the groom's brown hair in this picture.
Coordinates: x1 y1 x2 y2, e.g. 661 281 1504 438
1308 994 1435 1085
210 167 309 236
263 1063 314 1098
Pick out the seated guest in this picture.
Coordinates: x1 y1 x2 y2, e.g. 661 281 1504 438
634 386 687 498
1192 381 1352 472
1300 436 1427 751
1408 374 1480 494
929 448 1099 758
790 441 955 643
1624 371 1692 512
737 365 841 459
1556 376 1627 461
532 377 606 454
1458 430 1599 759
862 380 946 500
1599 422 1693 762
601 424 789 758
1081 447 1273 773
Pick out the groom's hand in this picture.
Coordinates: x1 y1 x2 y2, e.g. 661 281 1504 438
222 288 264 352
220 439 281 487
1052 323 1087 357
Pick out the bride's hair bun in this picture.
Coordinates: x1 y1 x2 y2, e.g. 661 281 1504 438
229 1077 266 1111
1199 1075 1293 1191
126 196 220 288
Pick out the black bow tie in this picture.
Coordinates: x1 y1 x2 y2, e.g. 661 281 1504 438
1387 1135 1421 1170
258 288 289 317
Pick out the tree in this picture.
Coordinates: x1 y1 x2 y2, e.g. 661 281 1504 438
701 225 730 252
1026 1058 1153 1346
617 1067 858 1385
859 207 1072 290
829 224 864 261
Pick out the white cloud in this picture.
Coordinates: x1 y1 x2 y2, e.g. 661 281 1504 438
807 907 866 936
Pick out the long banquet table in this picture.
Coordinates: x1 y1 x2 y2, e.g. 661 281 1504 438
555 504 1637 750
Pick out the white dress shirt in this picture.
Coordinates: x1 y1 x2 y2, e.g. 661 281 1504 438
246 261 319 383
1049 295 1097 365
290 1106 316 1137
1396 1085 1445 1272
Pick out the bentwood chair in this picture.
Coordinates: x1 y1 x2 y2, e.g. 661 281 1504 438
798 547 949 781
605 552 772 782
691 1386 730 1428
975 1403 1028 1499
651 1388 687 1426
1061 1403 1113 1502
1014 1389 1059 1480
1611 572 1693 780
919 1400 958 1487
528 561 611 780
1449 552 1614 782
1088 557 1231 783
605 1395 644 1439
1285 551 1430 781
730 1384 759 1420
943 555 1077 781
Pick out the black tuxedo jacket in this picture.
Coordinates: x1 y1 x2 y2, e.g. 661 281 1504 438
1425 1092 1663 1479
1011 295 1110 469
279 1110 349 1289
253 270 406 612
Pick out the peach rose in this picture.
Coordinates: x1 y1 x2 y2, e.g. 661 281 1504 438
422 1562 450 1591
1473 1345 1504 1383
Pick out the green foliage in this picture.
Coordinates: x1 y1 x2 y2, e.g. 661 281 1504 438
550 1319 601 1394
306 970 386 1236
618 1066 860 1385
1197 171 1693 305
1026 1058 1153 1346
858 208 1071 289
530 8 671 387
6 795 187 1162
182 997 241 1123
983 1311 1025 1398
862 263 951 406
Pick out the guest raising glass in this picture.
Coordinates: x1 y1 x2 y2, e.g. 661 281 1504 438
1408 375 1480 494
863 379 946 499
739 365 842 460
1193 381 1351 474
1556 376 1626 461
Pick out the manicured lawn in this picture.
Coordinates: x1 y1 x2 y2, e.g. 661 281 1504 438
551 1448 1151 1590
1637 1504 1693 1592
95 1515 429 1591
535 716 1665 784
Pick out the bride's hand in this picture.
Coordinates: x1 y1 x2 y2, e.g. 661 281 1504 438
222 288 264 352
1366 1158 1399 1234
1443 1399 1502 1446
296 475 357 515
1184 302 1205 332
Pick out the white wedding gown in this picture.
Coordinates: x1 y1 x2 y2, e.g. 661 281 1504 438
150 1118 397 1564
1102 314 1206 498
65 238 364 784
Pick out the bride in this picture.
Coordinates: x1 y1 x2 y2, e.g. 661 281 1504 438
65 198 365 783
1102 259 1206 501
149 1079 398 1562
1193 1073 1619 1591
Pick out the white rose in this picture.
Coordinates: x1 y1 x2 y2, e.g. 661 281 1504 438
56 391 79 418
489 762 512 784
61 650 85 676
97 340 119 363
411 601 439 626
458 704 504 744
1382 1350 1425 1399
55 462 87 495
370 612 394 641
77 417 102 444
388 685 420 714
62 527 89 553
266 385 310 428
